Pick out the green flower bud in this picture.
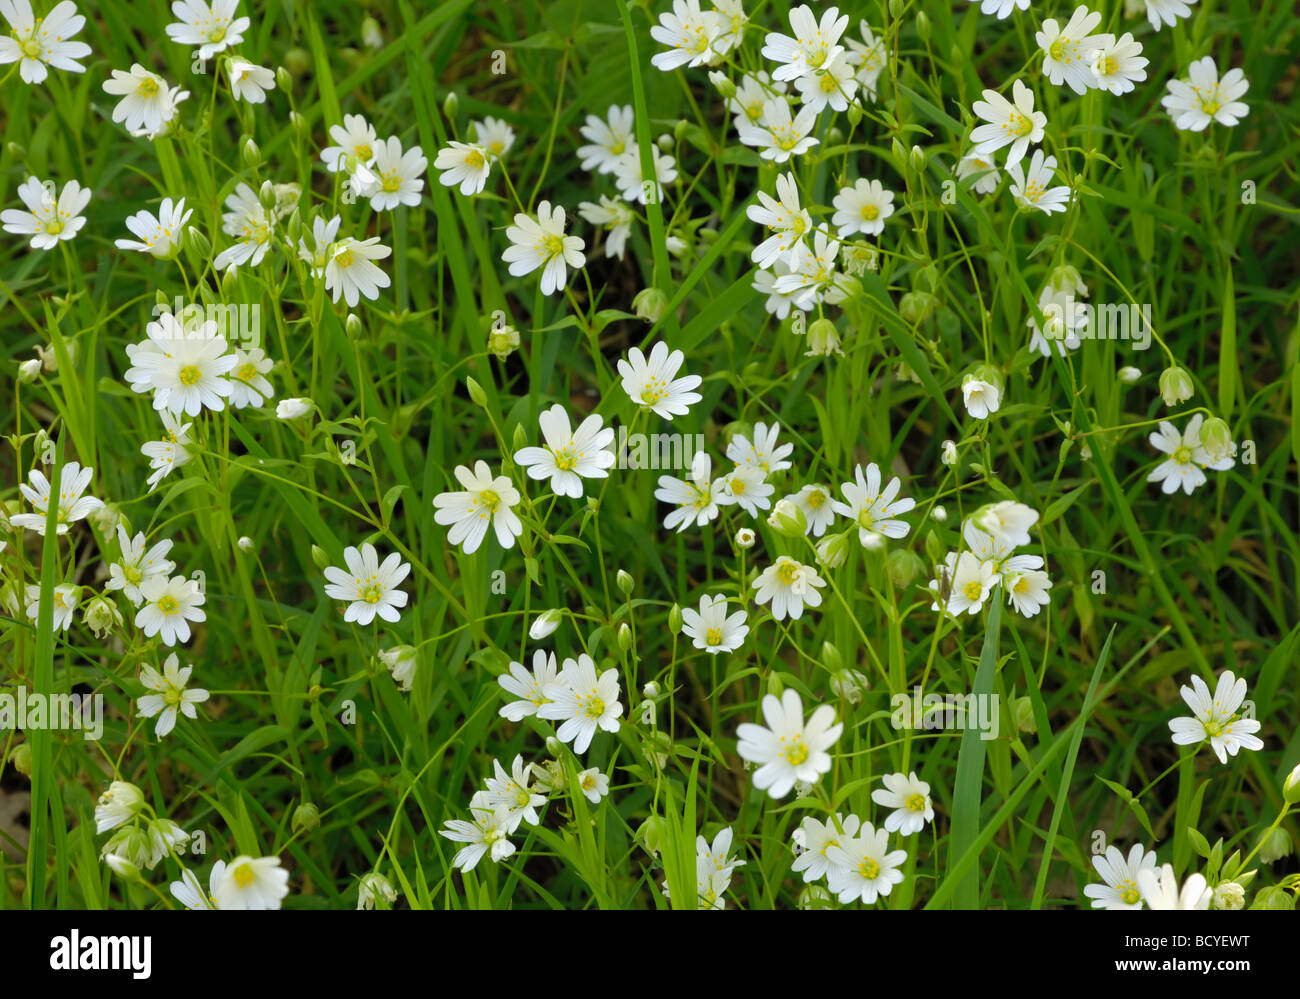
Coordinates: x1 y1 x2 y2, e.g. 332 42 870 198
443 91 459 119
767 498 807 537
617 622 632 652
708 71 736 100
512 422 529 452
529 609 562 641
637 815 667 857
1284 763 1300 805
887 549 924 588
633 287 670 323
11 742 32 776
311 545 331 571
616 570 634 596
798 883 834 909
292 801 321 834
276 66 292 91
899 291 938 324
805 317 842 357
465 376 488 408
821 640 843 673
1199 416 1235 463
1158 364 1194 407
1259 826 1294 864
830 668 870 705
668 603 682 635
185 225 211 258
284 47 310 77
241 136 261 169
915 11 931 41
1014 695 1037 734
345 313 363 338
766 672 784 698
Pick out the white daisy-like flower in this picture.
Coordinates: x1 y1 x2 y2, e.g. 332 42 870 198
513 404 616 499
1028 284 1088 356
789 483 836 536
498 649 560 721
432 460 523 555
970 79 1046 169
577 196 635 260
974 500 1039 547
1007 149 1071 214
962 519 1043 580
794 56 858 113
773 229 840 309
961 374 1001 419
364 136 426 210
761 4 849 82
1004 568 1053 617
1036 6 1113 96
1091 33 1147 95
753 258 800 319
955 153 1000 194
170 862 222 910
649 0 722 72
213 183 275 271
727 421 794 475
440 807 516 872
728 72 783 128
831 178 896 238
123 313 236 416
10 461 104 535
681 594 749 654
736 689 842 798
577 767 610 804
0 0 91 83
1 175 90 249
1168 670 1264 765
227 346 275 409
537 653 623 754
276 397 313 420
747 171 812 269
322 543 411 625
164 0 249 59
297 214 341 276
106 526 176 606
1147 414 1233 495
969 0 1030 19
1083 844 1157 910
321 114 378 173
227 58 275 103
831 462 915 544
1143 0 1196 32
611 146 678 206
792 813 860 883
324 235 392 306
212 855 290 910
931 550 997 616
1161 56 1249 131
472 115 515 158
871 772 934 836
103 64 176 135
577 105 635 174
716 464 774 517
95 781 143 833
655 450 722 532
502 200 586 297
711 0 746 56
753 555 825 621
1138 863 1211 910
24 582 78 631
434 141 491 196
135 574 206 646
115 197 193 257
687 826 745 909
136 652 210 738
480 755 546 833
825 822 907 904
141 411 194 491
736 98 820 163
617 340 703 420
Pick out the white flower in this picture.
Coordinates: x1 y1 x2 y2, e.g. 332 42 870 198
753 555 825 621
729 72 782 127
687 827 745 909
1036 6 1113 96
1168 670 1264 765
577 768 610 804
792 813 860 883
1138 863 1211 910
711 0 747 56
356 872 397 910
1 175 90 249
649 0 722 72
577 105 635 174
378 646 418 691
513 404 616 499
227 58 275 103
212 856 290 910
276 397 314 420
116 197 193 257
955 153 1000 194
1083 844 1157 910
502 200 586 297
969 0 1030 19
736 98 819 163
974 501 1039 547
136 652 209 738
611 146 677 206
762 4 849 82
24 582 78 631
498 650 560 721
364 136 426 210
794 56 858 113
736 690 842 798
773 229 840 309
321 113 378 173
1143 0 1196 32
480 755 546 832
322 543 411 626
716 465 773 516
106 526 175 606
1212 881 1246 911
789 484 836 537
831 462 915 544
1007 149 1071 215
228 346 275 409
165 0 249 58
472 115 515 158
141 411 194 491
970 79 1046 169
0 0 90 83
728 421 793 475
871 772 934 836
1161 56 1249 131
10 461 104 535
537 653 623 754
1091 33 1147 95
656 451 722 532
753 258 800 319
325 235 392 306
1147 414 1233 495
432 460 523 554
618 340 702 419
95 781 143 833
931 550 997 616
1005 569 1052 617
440 808 515 872
135 574 206 646
213 183 275 271
681 594 749 654
747 172 811 269
103 64 176 135
831 178 895 238
735 527 756 548
961 374 1001 420
825 822 907 904
123 313 236 416
434 141 490 196
578 196 635 259
296 214 340 276
170 862 222 910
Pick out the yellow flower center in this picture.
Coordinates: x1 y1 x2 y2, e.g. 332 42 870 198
238 363 257 381
861 203 879 221
157 595 180 615
335 248 355 268
539 232 566 258
806 489 825 508
465 148 485 168
905 792 926 812
705 626 723 646
640 376 668 406
476 489 501 514
19 36 44 59
782 737 808 766
380 171 401 193
137 77 159 98
962 580 983 601
1102 56 1118 76
1173 445 1192 466
232 863 256 889
858 857 880 880
584 695 606 720
354 143 372 161
164 683 185 708
178 364 202 386
551 445 579 471
857 509 875 530
359 582 384 604
1118 879 1141 905
777 561 800 585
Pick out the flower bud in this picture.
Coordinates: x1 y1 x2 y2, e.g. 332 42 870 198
237 535 253 552
805 317 842 357
345 313 364 338
511 422 529 452
940 440 957 466
767 498 807 537
735 527 756 549
821 640 843 673
815 531 849 568
275 66 292 91
529 608 562 641
1211 881 1245 911
1259 826 1294 864
846 102 862 128
185 225 211 258
616 569 634 596
766 672 784 698
1014 695 1037 733
378 645 418 691
276 397 314 420
887 549 924 588
103 852 142 882
798 883 834 909
668 603 682 635
657 132 674 151
932 504 947 523
284 47 309 76
637 815 667 857
632 287 670 323
1158 364 1194 407
642 681 660 699
830 668 870 705
1249 885 1295 910
11 743 32 776
241 136 261 169
82 594 123 639
311 545 331 571
443 91 459 119
617 622 632 652
1199 416 1235 463
1284 763 1300 805
357 871 396 910
292 801 321 834
1117 365 1141 384
899 290 937 324
915 11 931 41
18 358 41 383
708 71 736 100
361 17 383 49
487 323 520 359
259 180 278 212
465 376 487 407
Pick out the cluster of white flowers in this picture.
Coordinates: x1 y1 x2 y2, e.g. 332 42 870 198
928 502 1052 619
